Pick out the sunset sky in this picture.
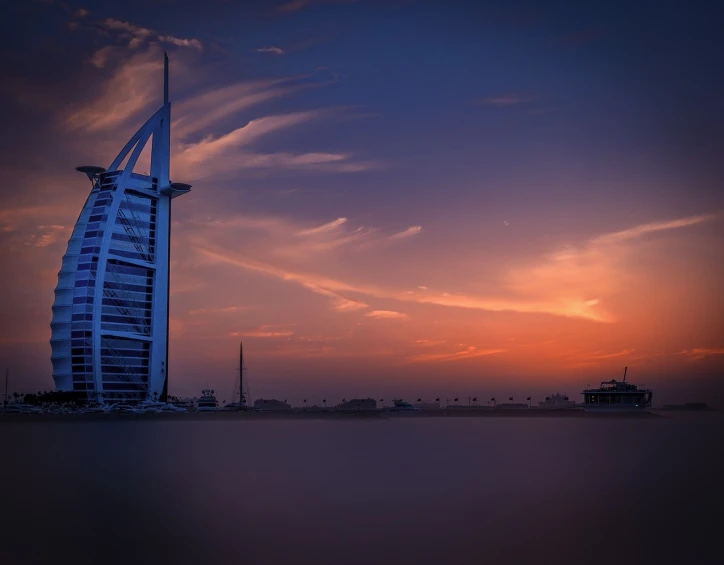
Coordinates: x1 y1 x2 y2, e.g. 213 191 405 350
1 0 722 405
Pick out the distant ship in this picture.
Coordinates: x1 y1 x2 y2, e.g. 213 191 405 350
582 367 652 411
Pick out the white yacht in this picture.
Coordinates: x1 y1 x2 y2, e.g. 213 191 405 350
3 403 23 414
196 389 218 412
159 403 187 413
134 399 167 413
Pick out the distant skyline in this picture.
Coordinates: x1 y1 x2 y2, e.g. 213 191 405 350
1 0 722 405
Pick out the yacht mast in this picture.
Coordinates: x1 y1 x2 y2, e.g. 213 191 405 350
239 341 244 410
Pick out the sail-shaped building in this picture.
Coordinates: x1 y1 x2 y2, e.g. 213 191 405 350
50 54 190 402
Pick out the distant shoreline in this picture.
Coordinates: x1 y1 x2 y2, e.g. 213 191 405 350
0 408 681 423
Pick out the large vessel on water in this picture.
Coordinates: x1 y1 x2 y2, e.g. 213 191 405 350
582 367 652 411
196 389 218 412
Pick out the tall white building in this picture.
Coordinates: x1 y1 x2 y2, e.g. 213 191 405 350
50 54 190 402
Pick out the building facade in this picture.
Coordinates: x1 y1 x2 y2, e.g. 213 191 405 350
50 54 189 402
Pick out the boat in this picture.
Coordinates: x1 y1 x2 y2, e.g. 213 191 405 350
196 389 218 412
158 403 187 413
582 367 652 411
223 401 245 411
3 403 23 414
385 399 421 412
109 403 136 414
134 399 167 413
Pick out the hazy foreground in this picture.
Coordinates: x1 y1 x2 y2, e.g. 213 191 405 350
1 413 721 565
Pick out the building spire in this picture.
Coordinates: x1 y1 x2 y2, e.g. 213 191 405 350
164 52 169 105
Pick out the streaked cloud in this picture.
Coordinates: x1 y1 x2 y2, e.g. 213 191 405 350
195 245 612 321
90 46 115 68
365 310 409 320
27 225 67 248
390 225 422 239
172 76 319 139
175 111 331 177
159 35 203 50
678 348 724 360
64 48 164 131
297 217 347 236
506 213 720 324
591 214 716 245
256 46 285 55
406 346 507 364
101 18 203 50
592 348 635 359
240 326 294 338
188 306 253 316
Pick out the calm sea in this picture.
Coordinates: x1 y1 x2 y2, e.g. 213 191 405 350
1 413 721 565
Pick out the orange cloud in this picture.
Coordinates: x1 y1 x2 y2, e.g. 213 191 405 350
365 310 409 320
405 346 508 364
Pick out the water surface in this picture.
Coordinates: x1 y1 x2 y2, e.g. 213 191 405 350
1 413 721 564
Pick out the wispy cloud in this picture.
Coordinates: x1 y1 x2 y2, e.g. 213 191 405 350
101 18 203 50
159 35 203 50
26 225 67 247
197 247 370 313
90 46 115 68
188 306 253 315
297 217 347 236
65 48 164 131
174 110 373 179
390 225 422 239
172 75 327 139
365 310 409 320
592 348 635 359
175 111 327 177
591 214 716 245
506 213 719 324
256 46 285 55
678 348 724 360
406 346 507 364
195 245 613 321
240 326 294 338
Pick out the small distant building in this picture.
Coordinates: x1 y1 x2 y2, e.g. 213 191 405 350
662 403 708 411
336 398 377 411
494 403 529 409
414 401 441 411
254 399 292 411
538 393 576 409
